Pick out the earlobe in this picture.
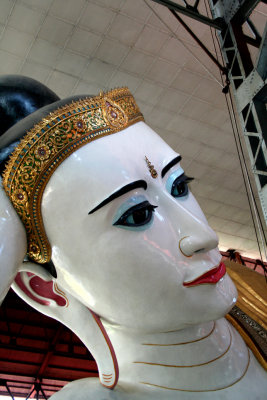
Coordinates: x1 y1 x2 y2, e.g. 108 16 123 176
12 262 119 389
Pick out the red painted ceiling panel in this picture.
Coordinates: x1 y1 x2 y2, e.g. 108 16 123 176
0 290 98 398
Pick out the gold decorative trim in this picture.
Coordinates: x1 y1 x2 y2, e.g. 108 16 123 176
54 283 69 307
226 313 267 371
142 322 215 346
2 88 144 264
140 348 250 392
135 326 231 368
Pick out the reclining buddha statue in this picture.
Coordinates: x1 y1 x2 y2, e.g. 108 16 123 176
0 75 266 399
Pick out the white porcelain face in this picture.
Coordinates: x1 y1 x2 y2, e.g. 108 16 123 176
42 122 237 332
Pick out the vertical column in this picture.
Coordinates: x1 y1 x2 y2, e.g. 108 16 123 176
210 0 267 228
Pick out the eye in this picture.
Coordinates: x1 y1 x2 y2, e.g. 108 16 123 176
171 174 194 198
113 201 157 228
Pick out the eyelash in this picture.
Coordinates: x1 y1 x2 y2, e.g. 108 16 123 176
113 171 194 229
113 201 157 228
171 173 194 198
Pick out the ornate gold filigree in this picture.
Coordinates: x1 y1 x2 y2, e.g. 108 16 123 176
34 143 51 161
3 88 144 264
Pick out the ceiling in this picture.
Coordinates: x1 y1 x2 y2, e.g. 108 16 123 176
0 290 98 397
0 0 266 259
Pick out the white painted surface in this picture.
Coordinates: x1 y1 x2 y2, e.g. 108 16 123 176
0 0 266 258
8 122 266 398
0 180 27 304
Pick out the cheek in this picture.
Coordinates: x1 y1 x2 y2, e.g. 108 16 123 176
55 216 186 305
182 192 208 224
82 225 185 288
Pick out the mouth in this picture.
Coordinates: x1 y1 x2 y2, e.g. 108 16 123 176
183 262 226 287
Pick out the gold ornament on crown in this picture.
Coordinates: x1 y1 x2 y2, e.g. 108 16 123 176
2 88 144 264
145 156 158 179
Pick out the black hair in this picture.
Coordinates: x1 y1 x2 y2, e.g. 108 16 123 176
0 75 60 277
0 75 60 174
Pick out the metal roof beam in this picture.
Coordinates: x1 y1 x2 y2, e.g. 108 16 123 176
210 0 267 229
256 24 267 80
0 379 15 400
169 9 227 72
151 0 225 29
232 0 261 25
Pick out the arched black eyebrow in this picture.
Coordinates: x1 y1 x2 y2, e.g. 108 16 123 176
88 180 147 214
161 155 182 178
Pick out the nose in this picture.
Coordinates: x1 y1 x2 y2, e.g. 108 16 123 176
157 189 219 258
179 226 218 257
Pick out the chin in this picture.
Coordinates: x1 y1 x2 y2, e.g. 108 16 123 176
141 278 237 333
175 274 238 329
196 274 238 323
215 273 238 314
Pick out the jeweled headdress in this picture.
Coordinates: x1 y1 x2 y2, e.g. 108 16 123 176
3 88 144 264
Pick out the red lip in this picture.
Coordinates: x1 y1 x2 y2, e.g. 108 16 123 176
183 262 226 287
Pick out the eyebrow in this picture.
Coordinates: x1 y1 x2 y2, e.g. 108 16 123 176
161 155 182 178
88 180 147 214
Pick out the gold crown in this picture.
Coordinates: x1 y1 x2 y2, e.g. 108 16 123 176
3 87 144 264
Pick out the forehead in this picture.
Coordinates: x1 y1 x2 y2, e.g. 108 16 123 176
85 121 176 168
43 122 178 206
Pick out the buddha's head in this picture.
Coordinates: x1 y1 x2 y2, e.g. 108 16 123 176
41 121 238 333
1 82 237 334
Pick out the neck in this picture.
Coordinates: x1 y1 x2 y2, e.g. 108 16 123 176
102 318 249 393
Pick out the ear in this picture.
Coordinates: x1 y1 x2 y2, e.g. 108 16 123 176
12 262 119 389
0 180 27 304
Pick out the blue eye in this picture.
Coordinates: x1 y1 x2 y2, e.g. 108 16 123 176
113 201 157 228
171 174 193 197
